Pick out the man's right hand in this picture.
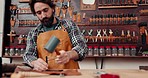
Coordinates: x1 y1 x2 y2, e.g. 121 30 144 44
31 58 48 71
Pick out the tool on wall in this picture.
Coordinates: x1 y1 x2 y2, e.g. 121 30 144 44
61 5 68 18
145 30 148 44
102 29 107 42
96 29 102 42
126 30 132 42
108 29 114 42
77 13 81 23
81 29 86 35
10 4 17 16
60 0 64 7
67 0 71 7
73 11 77 22
10 16 16 27
7 30 17 43
68 6 73 18
88 29 94 42
121 30 125 42
18 35 26 44
139 22 147 45
55 6 61 17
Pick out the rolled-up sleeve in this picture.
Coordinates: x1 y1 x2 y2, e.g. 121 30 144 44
64 20 88 61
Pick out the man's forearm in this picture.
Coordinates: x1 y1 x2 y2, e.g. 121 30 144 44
23 54 37 67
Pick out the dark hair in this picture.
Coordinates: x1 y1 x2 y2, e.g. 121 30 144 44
29 0 56 15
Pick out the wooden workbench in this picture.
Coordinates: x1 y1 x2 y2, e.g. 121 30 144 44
10 69 148 78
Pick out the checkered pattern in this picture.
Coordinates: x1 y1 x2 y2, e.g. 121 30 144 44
23 18 88 66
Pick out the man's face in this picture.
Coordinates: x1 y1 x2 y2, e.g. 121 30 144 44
34 2 54 27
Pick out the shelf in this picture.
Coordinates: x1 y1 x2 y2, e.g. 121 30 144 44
78 24 137 27
18 13 33 14
86 43 138 46
3 56 22 58
19 0 29 3
85 36 139 45
86 56 148 58
139 4 148 6
98 5 138 9
18 26 37 27
3 55 148 58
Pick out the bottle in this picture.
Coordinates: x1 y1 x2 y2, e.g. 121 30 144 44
94 46 99 56
112 46 117 56
9 47 15 56
5 47 9 56
130 46 137 56
15 48 19 56
99 46 105 56
20 47 25 56
106 46 111 56
118 46 124 56
124 46 130 56
88 46 93 56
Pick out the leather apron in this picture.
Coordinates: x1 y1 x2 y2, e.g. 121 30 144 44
37 26 79 69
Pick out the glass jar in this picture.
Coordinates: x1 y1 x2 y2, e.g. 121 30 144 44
105 46 111 56
130 46 136 56
5 47 9 56
88 46 93 56
15 48 20 56
112 46 117 56
93 46 99 56
9 47 15 56
99 46 105 56
20 48 25 56
124 46 130 56
118 46 124 56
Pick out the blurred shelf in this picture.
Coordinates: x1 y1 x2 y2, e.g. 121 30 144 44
3 55 148 58
98 5 138 9
139 4 148 6
3 56 22 58
18 13 33 14
78 24 137 27
86 56 148 58
18 26 37 27
19 0 29 3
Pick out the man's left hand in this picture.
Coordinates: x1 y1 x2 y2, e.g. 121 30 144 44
55 50 70 64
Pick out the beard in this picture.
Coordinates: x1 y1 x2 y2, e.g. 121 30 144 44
40 14 54 27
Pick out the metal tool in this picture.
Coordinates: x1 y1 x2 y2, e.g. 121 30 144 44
96 29 102 42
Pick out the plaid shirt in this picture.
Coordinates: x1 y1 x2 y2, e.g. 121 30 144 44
23 18 88 65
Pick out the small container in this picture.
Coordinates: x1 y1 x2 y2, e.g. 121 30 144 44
130 46 136 56
94 46 99 56
124 46 130 56
15 48 19 56
99 46 105 56
9 47 15 56
88 46 93 56
18 47 21 55
5 47 10 56
106 46 111 56
112 46 117 56
118 46 124 56
20 47 25 56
